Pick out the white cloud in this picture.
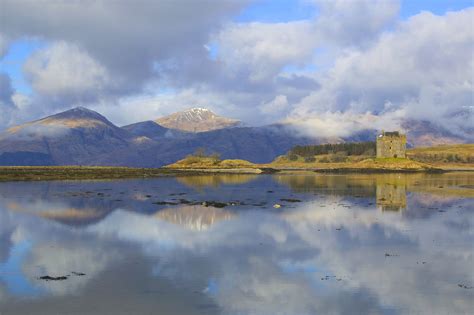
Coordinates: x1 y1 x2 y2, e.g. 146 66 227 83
285 108 406 138
0 0 250 102
0 0 471 141
23 41 113 104
6 124 70 140
314 0 400 47
290 9 474 137
260 95 289 116
216 21 317 82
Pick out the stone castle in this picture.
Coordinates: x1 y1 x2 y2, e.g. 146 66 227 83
376 131 406 158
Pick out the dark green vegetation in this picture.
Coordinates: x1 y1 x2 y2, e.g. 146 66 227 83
287 142 375 163
289 142 376 157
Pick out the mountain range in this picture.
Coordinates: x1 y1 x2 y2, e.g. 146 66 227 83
0 107 469 167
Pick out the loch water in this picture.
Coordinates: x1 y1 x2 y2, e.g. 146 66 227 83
0 173 473 315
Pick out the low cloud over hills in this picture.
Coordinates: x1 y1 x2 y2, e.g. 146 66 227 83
0 107 469 167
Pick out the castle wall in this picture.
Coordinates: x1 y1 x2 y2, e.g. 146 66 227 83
376 133 406 158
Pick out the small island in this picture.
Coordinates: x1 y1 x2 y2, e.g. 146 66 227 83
166 138 474 174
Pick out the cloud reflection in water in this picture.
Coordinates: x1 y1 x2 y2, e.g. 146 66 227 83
0 173 472 314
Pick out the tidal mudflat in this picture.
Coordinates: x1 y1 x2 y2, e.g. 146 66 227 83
0 173 472 314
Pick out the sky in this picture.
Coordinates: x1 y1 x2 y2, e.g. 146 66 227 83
0 0 473 138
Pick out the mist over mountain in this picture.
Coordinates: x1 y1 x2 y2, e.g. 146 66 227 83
0 107 469 167
401 120 469 147
0 107 140 166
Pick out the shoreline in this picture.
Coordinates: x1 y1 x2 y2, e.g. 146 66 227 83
1 164 473 181
0 166 180 182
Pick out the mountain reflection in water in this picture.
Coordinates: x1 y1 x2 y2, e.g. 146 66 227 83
0 173 473 315
155 205 235 231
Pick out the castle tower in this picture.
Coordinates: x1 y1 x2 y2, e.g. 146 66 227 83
376 131 406 158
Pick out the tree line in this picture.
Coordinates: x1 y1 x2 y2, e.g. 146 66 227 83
289 142 376 157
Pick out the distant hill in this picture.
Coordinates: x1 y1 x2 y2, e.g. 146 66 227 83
0 107 317 166
0 151 54 166
155 108 240 132
122 120 191 141
0 107 141 166
122 120 169 139
401 120 468 147
0 107 470 167
131 124 319 165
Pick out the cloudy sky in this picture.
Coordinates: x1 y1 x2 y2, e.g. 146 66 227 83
0 0 473 137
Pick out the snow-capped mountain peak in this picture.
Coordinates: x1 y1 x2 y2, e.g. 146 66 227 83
155 108 240 132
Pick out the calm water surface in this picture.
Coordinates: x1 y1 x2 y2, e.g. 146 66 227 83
0 173 473 315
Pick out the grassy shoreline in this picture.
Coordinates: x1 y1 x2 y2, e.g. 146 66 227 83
1 156 473 182
0 165 471 182
165 154 473 174
0 166 181 181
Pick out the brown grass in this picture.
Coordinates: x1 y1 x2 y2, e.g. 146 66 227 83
0 166 179 181
407 144 474 164
166 157 258 169
267 157 435 171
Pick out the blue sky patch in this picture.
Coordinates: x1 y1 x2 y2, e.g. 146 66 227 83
0 39 45 95
0 240 42 297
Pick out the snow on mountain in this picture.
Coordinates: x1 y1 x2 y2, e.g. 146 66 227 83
155 108 240 132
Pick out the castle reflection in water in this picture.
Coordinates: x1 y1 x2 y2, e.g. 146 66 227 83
274 172 473 214
375 175 407 212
